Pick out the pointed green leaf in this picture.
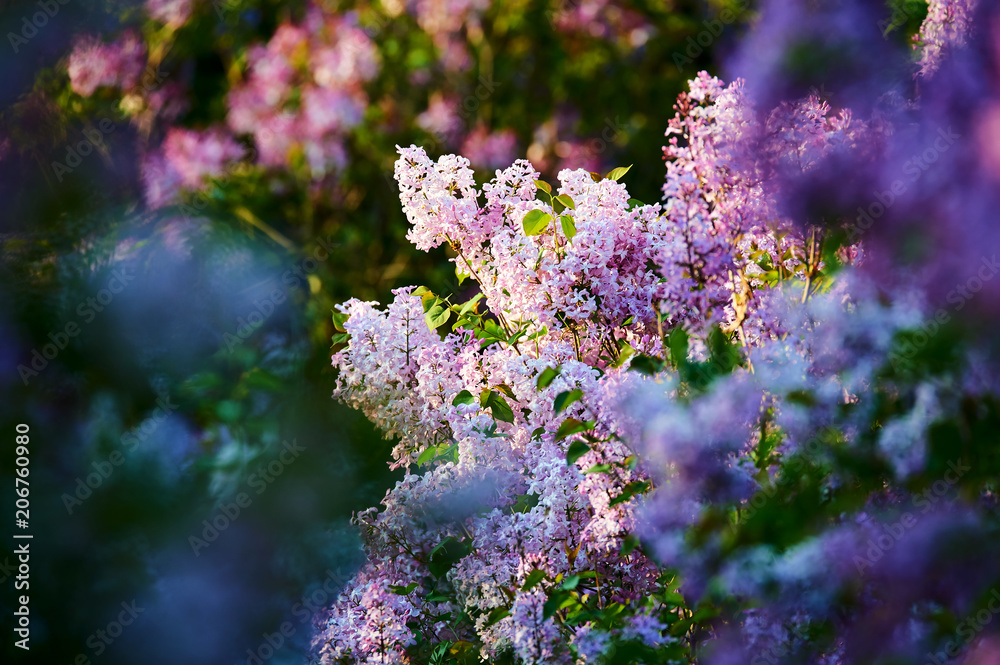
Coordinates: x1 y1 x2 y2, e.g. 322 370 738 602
537 365 561 389
535 180 552 195
555 418 595 441
566 440 591 465
555 194 575 210
522 209 552 236
606 164 632 181
561 575 581 590
332 311 350 332
417 446 439 466
560 215 576 240
523 569 546 590
554 389 583 415
451 390 475 406
425 298 451 330
484 390 515 423
608 480 651 506
484 607 511 627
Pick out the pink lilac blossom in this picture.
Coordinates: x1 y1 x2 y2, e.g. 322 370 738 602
226 6 378 179
916 0 979 78
318 146 685 661
316 4 999 652
145 0 195 27
67 31 146 97
162 127 244 188
417 93 463 148
460 126 518 172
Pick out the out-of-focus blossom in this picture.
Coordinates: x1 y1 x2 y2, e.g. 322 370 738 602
68 31 147 97
460 126 518 171
917 0 979 78
162 127 243 188
146 0 195 27
226 7 378 179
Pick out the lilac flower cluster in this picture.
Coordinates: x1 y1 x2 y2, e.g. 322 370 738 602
317 1 1000 663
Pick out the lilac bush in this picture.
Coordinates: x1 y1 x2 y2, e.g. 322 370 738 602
314 1 1000 663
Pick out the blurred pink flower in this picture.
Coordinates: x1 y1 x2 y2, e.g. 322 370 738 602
460 126 517 171
67 31 146 97
162 127 243 188
416 93 462 146
145 0 194 27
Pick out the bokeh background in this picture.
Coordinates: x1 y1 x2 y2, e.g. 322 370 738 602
0 1 927 664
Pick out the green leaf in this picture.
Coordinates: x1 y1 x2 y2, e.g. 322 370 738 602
667 327 690 367
566 440 591 465
424 297 451 330
583 463 612 475
484 390 515 423
452 390 476 406
331 311 350 332
560 215 577 240
535 179 552 195
523 569 546 590
555 418 594 441
627 198 645 210
484 607 511 627
417 446 439 466
608 480 651 506
555 194 575 210
543 590 577 619
510 492 540 513
330 331 351 347
457 292 484 316
554 389 583 414
613 340 636 368
561 574 581 590
390 582 418 595
537 366 561 389
629 354 664 375
522 209 552 236
606 164 632 181
428 537 472 578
